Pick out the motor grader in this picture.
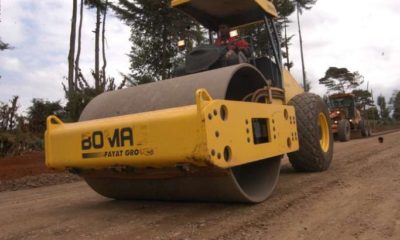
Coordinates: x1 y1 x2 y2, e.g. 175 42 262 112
328 93 371 142
45 0 334 203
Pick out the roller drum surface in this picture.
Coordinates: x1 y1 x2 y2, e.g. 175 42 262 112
80 64 282 203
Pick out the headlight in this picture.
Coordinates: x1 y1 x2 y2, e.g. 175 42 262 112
177 40 185 48
229 30 239 38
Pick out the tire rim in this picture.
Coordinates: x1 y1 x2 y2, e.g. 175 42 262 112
319 113 330 153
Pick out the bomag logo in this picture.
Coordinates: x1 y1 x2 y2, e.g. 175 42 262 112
81 128 136 159
81 128 133 150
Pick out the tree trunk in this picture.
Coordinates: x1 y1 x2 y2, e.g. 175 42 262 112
340 81 345 93
161 24 168 80
297 4 307 91
101 0 108 89
75 0 84 87
95 7 101 91
284 18 291 72
7 96 18 130
68 0 78 94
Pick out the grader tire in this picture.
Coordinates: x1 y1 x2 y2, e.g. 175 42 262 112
360 119 370 137
288 93 334 172
338 119 351 142
367 127 372 137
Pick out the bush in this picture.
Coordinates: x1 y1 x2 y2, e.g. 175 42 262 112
27 99 65 133
0 131 42 157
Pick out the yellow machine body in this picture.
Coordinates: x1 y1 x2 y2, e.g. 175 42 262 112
46 89 298 171
42 0 334 203
283 69 304 102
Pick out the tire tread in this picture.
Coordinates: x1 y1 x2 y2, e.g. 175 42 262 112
287 93 334 172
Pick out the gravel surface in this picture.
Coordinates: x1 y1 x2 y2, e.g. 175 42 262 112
0 131 399 240
0 173 81 192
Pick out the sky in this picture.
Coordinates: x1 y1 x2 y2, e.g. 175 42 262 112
0 0 399 113
0 0 130 111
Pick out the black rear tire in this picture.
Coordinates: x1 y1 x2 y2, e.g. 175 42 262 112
360 119 370 137
288 93 334 172
338 119 351 142
368 127 372 136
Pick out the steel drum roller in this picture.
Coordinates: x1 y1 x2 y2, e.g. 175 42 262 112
80 64 282 203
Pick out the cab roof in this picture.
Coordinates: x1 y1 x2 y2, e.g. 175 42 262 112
171 0 278 31
329 93 355 99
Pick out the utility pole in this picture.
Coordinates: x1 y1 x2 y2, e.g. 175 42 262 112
284 17 291 72
296 3 307 92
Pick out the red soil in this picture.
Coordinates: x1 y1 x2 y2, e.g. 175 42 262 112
0 151 55 181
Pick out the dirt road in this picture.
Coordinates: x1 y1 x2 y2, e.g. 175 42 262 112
0 151 80 192
1 131 399 240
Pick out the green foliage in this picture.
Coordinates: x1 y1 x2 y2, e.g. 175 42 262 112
0 96 19 131
0 131 43 157
275 0 296 16
240 23 269 58
391 91 400 120
377 95 389 119
84 0 106 10
319 67 364 93
352 89 374 109
364 107 379 120
304 78 312 91
0 38 12 51
241 0 296 58
27 99 64 134
0 38 13 79
112 0 206 85
294 0 317 14
281 30 294 70
0 97 44 156
64 89 97 122
64 73 126 121
241 0 317 74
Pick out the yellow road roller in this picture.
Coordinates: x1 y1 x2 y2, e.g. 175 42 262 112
45 0 334 203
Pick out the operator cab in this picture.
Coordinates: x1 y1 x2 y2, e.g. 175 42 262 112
172 0 283 88
328 94 357 119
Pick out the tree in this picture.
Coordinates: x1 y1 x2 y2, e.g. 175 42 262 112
85 0 108 91
75 0 84 87
0 38 12 51
391 91 400 121
293 0 317 91
388 90 398 115
63 74 126 121
377 95 389 119
68 0 78 93
0 96 19 131
275 0 295 71
101 0 109 86
112 0 205 85
1 38 13 79
27 99 64 134
242 0 295 61
352 89 374 110
282 24 294 71
95 5 101 86
66 0 116 122
319 67 364 93
365 107 379 121
303 77 312 91
0 97 50 156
